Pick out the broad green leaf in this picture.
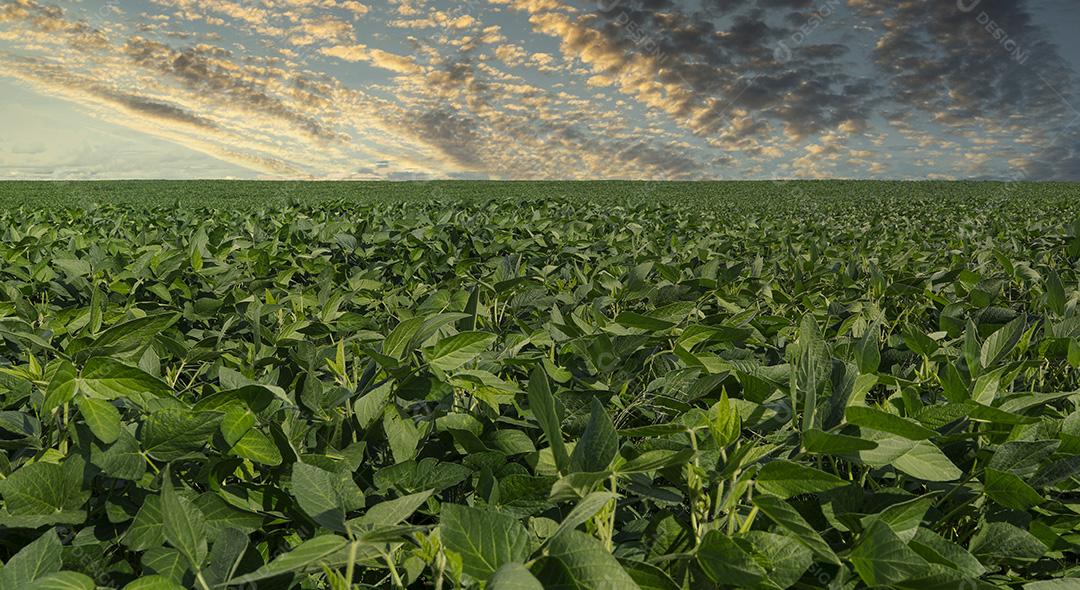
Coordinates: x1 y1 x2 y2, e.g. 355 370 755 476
1026 580 1080 590
861 496 933 542
424 331 496 372
616 449 695 474
160 468 208 569
846 406 937 440
752 495 840 564
124 496 166 550
569 398 617 473
910 528 985 578
858 433 962 481
292 461 354 533
528 368 568 475
803 428 878 453
141 409 223 461
229 535 349 584
533 529 639 589
76 396 121 444
969 521 1046 562
89 312 180 352
121 575 186 590
850 520 931 586
551 491 616 539
0 459 88 517
383 316 426 360
791 314 829 432
441 503 532 581
743 531 813 589
220 402 255 447
488 563 544 590
754 460 846 499
0 529 63 587
91 427 146 480
27 571 95 590
696 531 765 587
984 467 1044 510
194 493 264 537
980 316 1025 368
42 360 77 415
351 489 433 528
230 428 282 466
708 390 740 447
353 381 392 428
79 358 171 401
614 311 675 331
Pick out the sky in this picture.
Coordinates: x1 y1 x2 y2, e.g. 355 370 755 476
0 0 1078 180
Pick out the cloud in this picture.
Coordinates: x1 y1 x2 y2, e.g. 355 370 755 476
320 44 425 73
0 0 1076 179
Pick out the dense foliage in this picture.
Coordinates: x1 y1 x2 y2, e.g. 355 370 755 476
1 182 1080 589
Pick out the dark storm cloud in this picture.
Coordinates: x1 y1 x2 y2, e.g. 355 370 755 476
855 0 1077 177
568 0 875 139
554 0 1077 177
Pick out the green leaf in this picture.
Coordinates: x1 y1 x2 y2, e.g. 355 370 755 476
292 461 354 533
754 460 846 499
0 529 63 587
969 521 1046 562
980 316 1025 368
229 535 349 584
551 491 617 540
613 311 676 331
861 496 933 542
1045 270 1067 315
910 528 985 578
42 360 78 415
1026 580 1080 590
616 449 695 474
195 493 264 537
533 529 639 589
219 402 255 447
791 314 829 432
854 328 881 374
440 503 532 581
160 468 208 569
353 381 392 429
984 467 1044 510
76 396 121 444
424 331 496 372
752 495 840 564
850 520 931 586
230 428 282 466
708 390 740 448
803 428 878 454
89 312 180 352
846 406 937 440
696 531 765 587
569 398 617 473
0 459 88 517
528 368 568 475
351 489 433 527
383 316 426 360
79 358 171 401
124 496 166 550
858 433 962 481
91 427 146 480
27 571 95 590
488 563 544 590
141 409 223 461
121 575 186 590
